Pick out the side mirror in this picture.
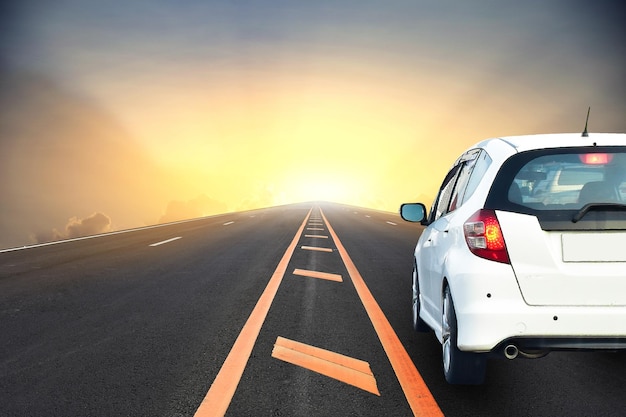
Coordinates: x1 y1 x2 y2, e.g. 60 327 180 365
400 203 427 223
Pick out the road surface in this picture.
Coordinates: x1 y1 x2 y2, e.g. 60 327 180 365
1 202 624 416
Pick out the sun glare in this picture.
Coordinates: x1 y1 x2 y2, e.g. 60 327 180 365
287 174 360 204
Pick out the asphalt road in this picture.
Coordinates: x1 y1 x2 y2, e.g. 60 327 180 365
1 202 625 416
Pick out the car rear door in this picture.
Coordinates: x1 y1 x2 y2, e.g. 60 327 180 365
497 211 626 306
488 148 626 307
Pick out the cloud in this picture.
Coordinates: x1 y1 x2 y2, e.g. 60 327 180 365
32 212 112 243
65 212 112 238
158 194 228 223
0 70 171 249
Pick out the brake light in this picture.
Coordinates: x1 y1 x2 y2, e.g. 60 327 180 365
579 153 613 165
463 209 510 264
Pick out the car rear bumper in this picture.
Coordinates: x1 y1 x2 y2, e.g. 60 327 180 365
457 301 626 352
448 266 626 352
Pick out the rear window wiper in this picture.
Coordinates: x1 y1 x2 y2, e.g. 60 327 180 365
572 203 626 223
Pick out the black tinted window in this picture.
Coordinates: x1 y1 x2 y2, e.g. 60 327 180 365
486 147 626 230
510 152 625 209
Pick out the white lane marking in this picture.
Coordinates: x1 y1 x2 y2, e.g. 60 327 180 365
223 221 235 226
365 215 371 218
0 212 236 253
149 237 182 247
386 221 397 226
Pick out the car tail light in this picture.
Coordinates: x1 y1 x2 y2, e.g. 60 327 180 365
463 209 510 264
579 153 613 165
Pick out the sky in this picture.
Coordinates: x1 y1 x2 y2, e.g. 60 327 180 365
1 0 625 249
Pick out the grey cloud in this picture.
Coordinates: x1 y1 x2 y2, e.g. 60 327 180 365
65 212 112 238
31 212 112 244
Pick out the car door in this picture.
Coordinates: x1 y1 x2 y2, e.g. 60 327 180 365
419 163 462 318
420 151 480 321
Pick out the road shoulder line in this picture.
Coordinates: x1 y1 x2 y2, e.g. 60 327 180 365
194 209 312 417
320 208 443 417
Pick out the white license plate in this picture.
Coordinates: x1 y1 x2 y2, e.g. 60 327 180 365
562 232 626 262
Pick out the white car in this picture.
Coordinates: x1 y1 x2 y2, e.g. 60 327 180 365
400 132 626 385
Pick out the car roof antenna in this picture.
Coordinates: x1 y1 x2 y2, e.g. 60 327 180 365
582 106 590 137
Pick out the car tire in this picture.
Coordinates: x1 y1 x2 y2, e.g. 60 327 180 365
412 266 430 332
441 285 487 385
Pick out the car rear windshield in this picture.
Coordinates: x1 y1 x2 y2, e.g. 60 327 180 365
485 146 626 230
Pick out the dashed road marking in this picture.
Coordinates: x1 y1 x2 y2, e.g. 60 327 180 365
223 221 235 226
195 207 442 417
386 221 397 226
149 237 182 247
272 336 380 396
301 246 333 253
293 268 342 282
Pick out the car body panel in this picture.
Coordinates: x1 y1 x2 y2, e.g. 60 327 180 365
498 210 626 307
486 132 626 153
404 132 626 357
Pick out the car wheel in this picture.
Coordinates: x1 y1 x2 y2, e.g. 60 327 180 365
441 285 487 385
412 266 430 332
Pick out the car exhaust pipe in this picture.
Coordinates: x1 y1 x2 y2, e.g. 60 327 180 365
504 344 519 360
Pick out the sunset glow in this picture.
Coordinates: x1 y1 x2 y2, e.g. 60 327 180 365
1 1 624 248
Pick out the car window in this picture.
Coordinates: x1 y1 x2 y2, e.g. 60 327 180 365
430 163 462 222
487 147 626 231
429 150 484 222
510 152 626 210
448 151 480 211
461 150 491 206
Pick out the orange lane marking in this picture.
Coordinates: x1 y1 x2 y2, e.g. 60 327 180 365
272 336 380 396
293 268 342 282
301 245 333 253
304 234 328 239
194 209 312 417
320 208 444 417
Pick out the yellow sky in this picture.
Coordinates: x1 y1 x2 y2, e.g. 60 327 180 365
94 59 445 211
